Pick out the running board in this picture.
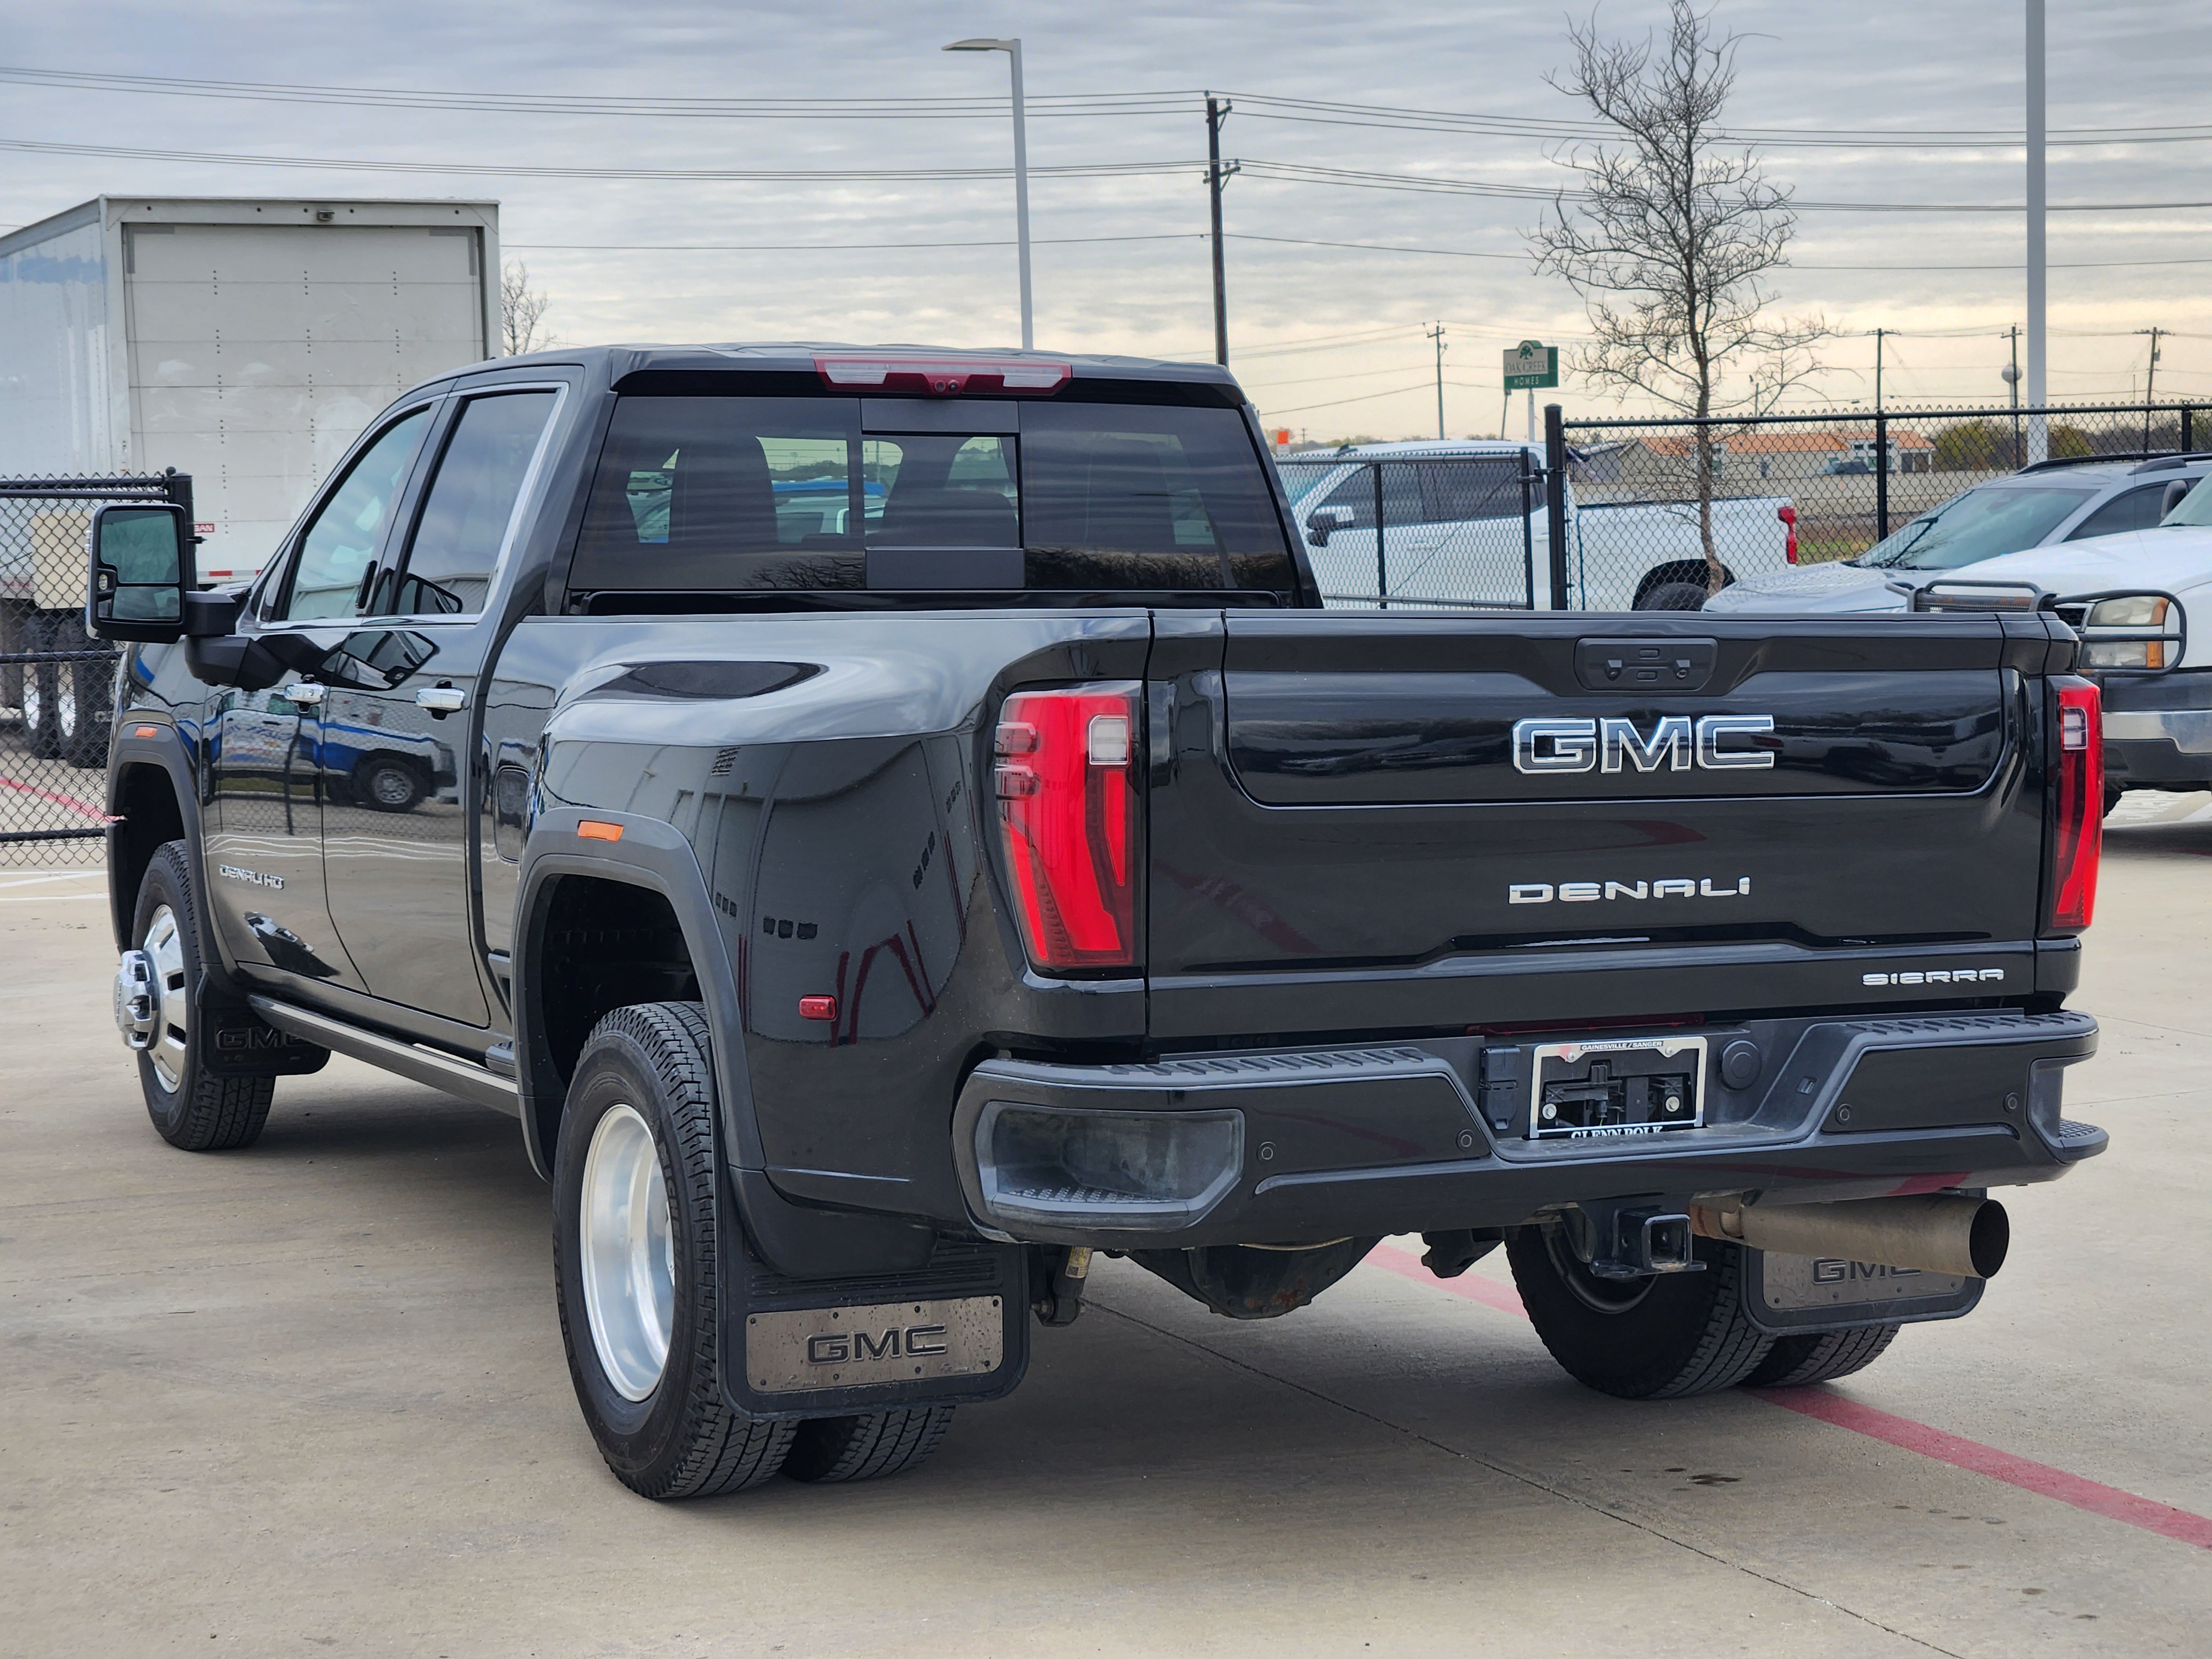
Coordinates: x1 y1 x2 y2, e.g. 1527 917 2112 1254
247 995 520 1117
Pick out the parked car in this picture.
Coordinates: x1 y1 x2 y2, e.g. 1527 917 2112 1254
1922 475 2212 807
89 345 2106 1503
1279 439 1796 611
1707 453 2212 617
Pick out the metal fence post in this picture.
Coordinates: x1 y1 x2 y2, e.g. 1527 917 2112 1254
1874 411 1890 542
1543 404 1569 611
2184 407 2196 453
1371 461 1387 609
1519 448 1536 610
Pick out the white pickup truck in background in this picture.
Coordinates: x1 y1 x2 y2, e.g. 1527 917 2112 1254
1276 439 1797 612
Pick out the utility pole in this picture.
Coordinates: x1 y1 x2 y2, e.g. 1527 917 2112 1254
1426 322 1447 439
1872 328 1886 412
2026 0 2047 463
2143 326 2163 452
1205 96 1238 366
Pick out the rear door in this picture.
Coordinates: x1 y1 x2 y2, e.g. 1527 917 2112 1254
1145 611 2050 1041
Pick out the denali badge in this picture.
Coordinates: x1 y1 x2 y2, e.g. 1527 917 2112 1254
1511 877 1750 904
217 864 284 890
1512 714 1776 775
1863 968 2005 986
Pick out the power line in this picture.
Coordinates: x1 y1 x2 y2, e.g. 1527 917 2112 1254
507 232 1204 253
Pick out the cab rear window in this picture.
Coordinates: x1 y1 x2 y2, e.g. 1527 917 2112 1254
568 395 1293 597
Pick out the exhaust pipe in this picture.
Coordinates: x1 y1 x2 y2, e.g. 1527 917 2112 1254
1689 1194 2008 1279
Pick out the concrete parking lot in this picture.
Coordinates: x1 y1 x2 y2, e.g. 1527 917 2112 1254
4 800 2211 1657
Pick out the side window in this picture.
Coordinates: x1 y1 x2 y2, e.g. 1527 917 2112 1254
2066 483 2174 541
272 409 432 622
378 390 558 616
1316 463 1421 531
1417 460 1526 525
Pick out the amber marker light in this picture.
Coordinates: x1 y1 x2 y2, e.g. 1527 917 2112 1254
576 820 624 842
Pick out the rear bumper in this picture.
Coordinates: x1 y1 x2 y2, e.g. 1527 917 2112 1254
2099 669 2212 784
951 1010 2102 1249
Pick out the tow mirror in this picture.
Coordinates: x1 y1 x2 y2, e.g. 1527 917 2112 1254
1306 505 1354 547
85 503 190 643
2161 478 2195 519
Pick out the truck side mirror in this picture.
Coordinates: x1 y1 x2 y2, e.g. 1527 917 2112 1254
1306 505 1353 547
2161 478 2195 520
85 502 189 643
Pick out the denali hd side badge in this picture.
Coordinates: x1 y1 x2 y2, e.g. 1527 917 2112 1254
1513 714 1776 775
217 864 284 890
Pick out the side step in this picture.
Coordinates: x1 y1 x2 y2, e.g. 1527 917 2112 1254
247 995 520 1117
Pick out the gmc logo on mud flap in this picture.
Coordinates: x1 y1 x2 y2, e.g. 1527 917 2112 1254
1512 714 1776 775
1812 1260 1922 1284
806 1324 949 1365
214 1026 294 1052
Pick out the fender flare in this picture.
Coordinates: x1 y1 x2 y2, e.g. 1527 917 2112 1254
515 808 936 1279
107 727 239 988
514 808 762 1182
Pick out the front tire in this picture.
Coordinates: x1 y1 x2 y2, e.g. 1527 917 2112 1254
553 1001 794 1499
131 841 275 1151
1506 1224 1774 1399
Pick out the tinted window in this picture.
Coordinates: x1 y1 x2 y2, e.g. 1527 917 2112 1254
275 409 431 620
1418 459 1528 524
1018 403 1291 591
572 397 864 593
571 396 1292 595
2065 483 2173 541
1857 483 2095 571
382 390 557 615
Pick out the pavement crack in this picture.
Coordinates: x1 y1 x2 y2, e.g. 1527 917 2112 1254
1088 1295 1967 1658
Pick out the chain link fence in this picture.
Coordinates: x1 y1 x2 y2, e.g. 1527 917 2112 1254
1275 451 1543 609
1 471 193 865
1548 401 2203 609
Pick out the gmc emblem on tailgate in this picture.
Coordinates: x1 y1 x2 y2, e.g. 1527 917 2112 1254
1513 715 1776 775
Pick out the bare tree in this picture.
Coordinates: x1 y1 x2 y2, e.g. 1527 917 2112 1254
501 260 553 356
1531 0 1824 591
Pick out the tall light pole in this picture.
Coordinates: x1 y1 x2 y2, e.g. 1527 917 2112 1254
2026 0 2047 463
945 37 1033 349
1425 323 1447 439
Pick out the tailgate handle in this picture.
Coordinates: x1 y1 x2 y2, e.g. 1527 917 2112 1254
1574 637 1718 693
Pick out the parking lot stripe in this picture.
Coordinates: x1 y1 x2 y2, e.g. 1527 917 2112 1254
1368 1243 2212 1549
0 774 113 822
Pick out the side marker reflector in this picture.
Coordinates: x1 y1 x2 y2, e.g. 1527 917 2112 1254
133 725 159 738
798 995 837 1021
577 820 624 842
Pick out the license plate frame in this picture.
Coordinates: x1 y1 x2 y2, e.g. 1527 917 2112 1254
1527 1034 1709 1140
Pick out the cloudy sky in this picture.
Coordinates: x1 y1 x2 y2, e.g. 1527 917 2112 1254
3 1 2208 439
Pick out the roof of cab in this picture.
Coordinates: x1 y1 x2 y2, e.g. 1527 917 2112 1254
474 341 1245 392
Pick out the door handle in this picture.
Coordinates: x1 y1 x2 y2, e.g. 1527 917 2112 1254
283 681 326 707
415 684 467 714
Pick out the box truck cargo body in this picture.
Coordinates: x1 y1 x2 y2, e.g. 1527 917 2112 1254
0 196 500 589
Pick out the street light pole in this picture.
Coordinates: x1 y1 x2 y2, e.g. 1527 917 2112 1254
2026 0 2047 463
945 37 1033 349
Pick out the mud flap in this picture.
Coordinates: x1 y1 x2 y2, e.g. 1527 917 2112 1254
196 978 330 1078
1741 1246 1983 1335
717 1175 1030 1421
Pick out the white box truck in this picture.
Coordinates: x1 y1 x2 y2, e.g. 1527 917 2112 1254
1 195 499 766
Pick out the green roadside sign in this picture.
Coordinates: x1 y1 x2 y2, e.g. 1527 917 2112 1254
1503 340 1558 391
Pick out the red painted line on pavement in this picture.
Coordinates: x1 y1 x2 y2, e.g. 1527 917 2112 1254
1368 1243 2212 1549
0 773 113 822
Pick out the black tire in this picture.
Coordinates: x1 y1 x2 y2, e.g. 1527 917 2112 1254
1636 581 1710 612
52 615 113 769
783 1407 956 1485
1506 1224 1775 1399
22 613 61 758
1 602 23 718
553 1001 794 1499
1743 1322 1901 1388
131 840 276 1151
354 754 424 813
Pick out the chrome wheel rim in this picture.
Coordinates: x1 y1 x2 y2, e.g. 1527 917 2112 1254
579 1103 675 1402
22 671 41 730
56 671 77 738
143 905 190 1091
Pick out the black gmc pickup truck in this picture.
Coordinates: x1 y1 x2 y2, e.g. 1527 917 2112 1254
88 345 2107 1499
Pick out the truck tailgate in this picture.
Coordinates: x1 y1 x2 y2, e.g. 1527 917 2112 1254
1145 611 2059 1041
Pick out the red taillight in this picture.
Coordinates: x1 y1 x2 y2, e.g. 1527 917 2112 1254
995 684 1140 970
1778 505 1798 564
2048 677 2103 932
815 356 1071 395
